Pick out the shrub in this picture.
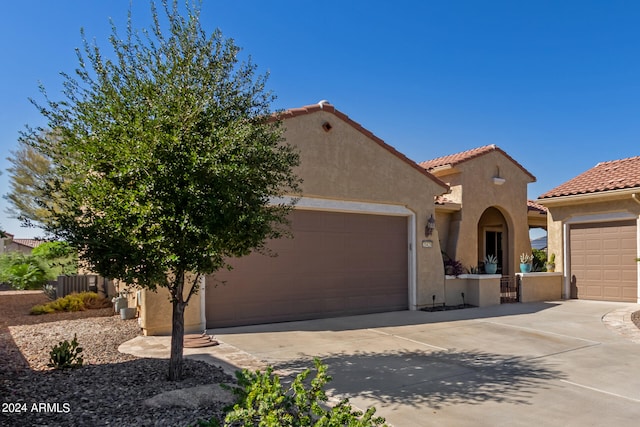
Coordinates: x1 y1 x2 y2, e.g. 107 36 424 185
30 291 109 315
30 304 56 315
532 249 547 272
442 251 466 277
0 252 50 289
198 359 386 427
48 334 83 370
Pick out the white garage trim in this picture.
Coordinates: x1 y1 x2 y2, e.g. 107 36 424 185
563 212 640 303
272 196 417 309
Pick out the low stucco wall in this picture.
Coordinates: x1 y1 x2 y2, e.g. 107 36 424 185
137 286 205 336
444 277 467 306
445 275 501 307
518 272 562 303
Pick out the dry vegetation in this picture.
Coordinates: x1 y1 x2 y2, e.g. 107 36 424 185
0 290 231 426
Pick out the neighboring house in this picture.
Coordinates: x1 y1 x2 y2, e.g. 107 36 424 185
421 145 540 276
538 156 640 303
1 233 45 254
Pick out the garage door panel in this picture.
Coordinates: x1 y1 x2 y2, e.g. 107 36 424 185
570 220 637 303
206 210 409 327
603 254 622 265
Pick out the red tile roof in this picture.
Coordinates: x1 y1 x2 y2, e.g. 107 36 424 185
419 144 536 182
539 156 640 199
277 102 449 190
12 239 46 249
527 200 547 213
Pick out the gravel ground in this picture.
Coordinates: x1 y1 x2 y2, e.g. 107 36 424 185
0 291 233 427
3 290 640 427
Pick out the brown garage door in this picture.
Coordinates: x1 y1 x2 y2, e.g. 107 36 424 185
569 220 637 302
206 210 408 328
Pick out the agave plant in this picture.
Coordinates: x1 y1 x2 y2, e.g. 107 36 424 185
484 254 498 264
520 253 534 264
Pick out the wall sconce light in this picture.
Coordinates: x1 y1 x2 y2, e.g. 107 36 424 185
425 214 436 237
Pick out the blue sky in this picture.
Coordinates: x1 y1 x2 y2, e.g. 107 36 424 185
1 1 639 239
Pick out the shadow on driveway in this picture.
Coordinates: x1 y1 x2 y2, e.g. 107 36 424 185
274 348 566 409
211 302 562 335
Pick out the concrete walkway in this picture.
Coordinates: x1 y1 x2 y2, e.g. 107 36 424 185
120 300 640 426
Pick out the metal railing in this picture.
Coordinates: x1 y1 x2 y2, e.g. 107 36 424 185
500 275 520 303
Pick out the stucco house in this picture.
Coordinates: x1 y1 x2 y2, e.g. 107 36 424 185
538 156 640 303
1 233 45 254
420 145 539 276
203 102 449 328
137 103 552 334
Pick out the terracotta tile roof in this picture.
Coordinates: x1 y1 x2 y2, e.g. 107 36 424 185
539 156 640 199
527 200 547 213
419 144 536 182
12 239 46 249
277 101 449 190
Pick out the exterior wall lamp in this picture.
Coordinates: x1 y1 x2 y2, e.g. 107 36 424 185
425 214 436 237
493 166 506 185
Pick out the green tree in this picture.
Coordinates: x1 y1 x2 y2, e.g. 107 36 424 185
32 241 78 276
24 0 300 380
5 131 58 228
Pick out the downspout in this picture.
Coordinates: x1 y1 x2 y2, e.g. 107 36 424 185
634 194 640 303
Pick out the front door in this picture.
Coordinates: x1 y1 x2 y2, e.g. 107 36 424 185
485 230 503 274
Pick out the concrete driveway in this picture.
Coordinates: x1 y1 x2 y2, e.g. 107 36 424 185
206 300 640 426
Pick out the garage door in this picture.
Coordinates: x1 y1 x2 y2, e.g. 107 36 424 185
569 220 637 302
206 209 409 328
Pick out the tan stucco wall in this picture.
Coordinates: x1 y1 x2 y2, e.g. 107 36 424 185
444 276 501 307
518 272 562 302
279 110 448 308
435 151 533 275
138 285 204 336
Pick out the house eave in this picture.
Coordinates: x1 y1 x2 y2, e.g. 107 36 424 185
537 187 640 207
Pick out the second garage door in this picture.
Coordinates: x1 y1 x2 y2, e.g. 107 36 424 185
569 220 637 302
206 209 409 328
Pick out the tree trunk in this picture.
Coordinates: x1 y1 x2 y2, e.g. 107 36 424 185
168 272 186 381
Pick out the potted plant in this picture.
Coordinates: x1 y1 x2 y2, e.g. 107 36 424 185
484 254 498 274
546 253 556 272
520 253 533 273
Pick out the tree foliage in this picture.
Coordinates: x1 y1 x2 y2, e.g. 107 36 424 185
5 131 59 228
23 0 300 380
0 252 50 290
32 241 78 276
0 241 76 289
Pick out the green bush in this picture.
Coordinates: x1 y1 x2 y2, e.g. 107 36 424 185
30 291 107 315
30 304 56 315
48 334 83 370
198 359 386 427
0 252 50 289
532 249 547 272
31 241 78 276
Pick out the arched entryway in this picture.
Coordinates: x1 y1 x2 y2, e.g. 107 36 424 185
477 207 510 276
